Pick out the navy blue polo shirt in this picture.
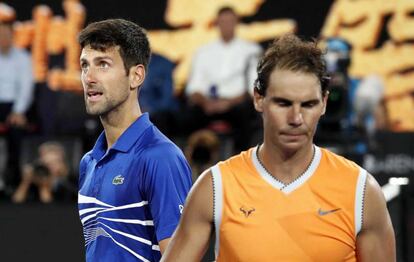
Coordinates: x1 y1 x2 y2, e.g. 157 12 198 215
78 113 192 262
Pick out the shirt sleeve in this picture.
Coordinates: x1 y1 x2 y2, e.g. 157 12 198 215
141 143 192 242
78 153 90 187
13 50 34 114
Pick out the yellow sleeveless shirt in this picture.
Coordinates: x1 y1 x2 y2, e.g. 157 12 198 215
211 146 367 261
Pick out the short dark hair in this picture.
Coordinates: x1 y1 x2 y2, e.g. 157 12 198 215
78 18 151 75
254 34 330 96
217 6 237 17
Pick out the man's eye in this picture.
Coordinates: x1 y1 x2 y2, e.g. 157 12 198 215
303 102 318 108
80 64 89 73
276 101 290 107
99 62 109 68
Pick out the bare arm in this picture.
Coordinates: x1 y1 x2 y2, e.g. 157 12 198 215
161 170 214 261
356 174 396 261
158 238 170 254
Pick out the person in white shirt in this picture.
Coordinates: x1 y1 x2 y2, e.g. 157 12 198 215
183 6 262 152
0 18 34 192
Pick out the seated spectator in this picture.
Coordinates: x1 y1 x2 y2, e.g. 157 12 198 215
0 9 35 191
180 6 262 152
12 141 69 203
353 74 385 135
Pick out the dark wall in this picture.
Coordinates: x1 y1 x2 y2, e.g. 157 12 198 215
0 203 84 262
4 0 333 36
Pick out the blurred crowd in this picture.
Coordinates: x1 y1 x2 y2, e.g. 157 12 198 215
0 3 388 203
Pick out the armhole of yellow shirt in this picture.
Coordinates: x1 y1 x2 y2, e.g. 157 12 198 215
355 168 368 236
211 164 223 259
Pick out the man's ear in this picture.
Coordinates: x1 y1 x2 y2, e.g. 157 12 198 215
129 64 145 90
321 91 329 116
253 88 264 113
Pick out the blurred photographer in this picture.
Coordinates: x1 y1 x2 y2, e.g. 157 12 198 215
315 38 352 147
185 130 220 181
12 141 68 203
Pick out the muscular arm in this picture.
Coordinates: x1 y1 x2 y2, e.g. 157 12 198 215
161 170 214 261
356 174 396 261
158 238 170 254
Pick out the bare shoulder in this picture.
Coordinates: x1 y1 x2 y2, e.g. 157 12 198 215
363 173 388 228
365 174 384 202
190 169 213 201
161 169 215 261
183 169 214 223
193 169 214 191
357 172 396 261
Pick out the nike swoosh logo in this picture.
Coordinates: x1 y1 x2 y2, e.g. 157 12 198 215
318 208 341 216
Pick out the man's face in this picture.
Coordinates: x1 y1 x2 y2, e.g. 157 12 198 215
254 69 328 153
0 24 13 52
217 11 238 41
80 45 131 116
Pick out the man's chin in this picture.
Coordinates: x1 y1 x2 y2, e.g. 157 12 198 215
279 139 307 151
86 107 106 116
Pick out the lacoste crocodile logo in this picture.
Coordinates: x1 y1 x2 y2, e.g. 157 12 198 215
240 206 255 217
318 208 341 216
112 175 124 185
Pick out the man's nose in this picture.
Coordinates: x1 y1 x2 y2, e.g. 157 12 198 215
83 66 97 84
288 105 303 126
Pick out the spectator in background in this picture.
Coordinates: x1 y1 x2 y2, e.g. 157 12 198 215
353 74 385 135
139 53 176 114
184 129 220 181
0 15 34 192
318 37 351 135
12 141 69 203
139 53 178 137
182 6 262 152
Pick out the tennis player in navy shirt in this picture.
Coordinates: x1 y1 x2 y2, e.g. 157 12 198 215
77 19 192 262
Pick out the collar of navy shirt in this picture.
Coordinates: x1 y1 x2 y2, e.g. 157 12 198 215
90 113 152 160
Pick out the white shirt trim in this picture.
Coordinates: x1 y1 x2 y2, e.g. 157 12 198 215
355 168 367 235
211 164 223 259
251 145 322 194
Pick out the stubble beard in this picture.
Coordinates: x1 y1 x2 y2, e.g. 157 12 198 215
85 96 113 116
85 92 131 117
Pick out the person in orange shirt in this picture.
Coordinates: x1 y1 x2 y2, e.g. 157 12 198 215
161 34 396 261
